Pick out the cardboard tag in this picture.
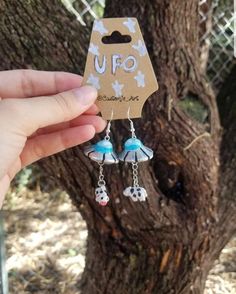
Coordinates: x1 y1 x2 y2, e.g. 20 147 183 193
83 17 158 120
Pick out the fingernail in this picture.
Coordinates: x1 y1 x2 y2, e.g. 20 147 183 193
73 86 97 105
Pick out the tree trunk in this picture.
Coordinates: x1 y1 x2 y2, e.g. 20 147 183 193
0 1 235 294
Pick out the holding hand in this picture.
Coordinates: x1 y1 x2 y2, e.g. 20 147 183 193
0 70 106 206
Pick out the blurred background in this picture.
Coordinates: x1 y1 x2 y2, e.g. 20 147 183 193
1 0 235 293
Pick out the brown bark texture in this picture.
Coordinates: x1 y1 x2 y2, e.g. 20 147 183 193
0 0 235 293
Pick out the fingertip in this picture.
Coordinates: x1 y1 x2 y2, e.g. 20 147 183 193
85 104 99 115
96 117 107 133
67 125 95 147
82 85 98 99
73 85 98 107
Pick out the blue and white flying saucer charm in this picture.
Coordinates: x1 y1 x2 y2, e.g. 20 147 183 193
84 139 119 164
118 138 153 163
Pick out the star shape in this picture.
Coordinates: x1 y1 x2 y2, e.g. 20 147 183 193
132 40 147 57
134 71 145 88
112 80 124 97
123 18 136 33
87 74 100 90
93 20 108 35
89 43 99 56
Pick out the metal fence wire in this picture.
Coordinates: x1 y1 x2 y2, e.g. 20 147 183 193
199 0 234 90
63 0 235 91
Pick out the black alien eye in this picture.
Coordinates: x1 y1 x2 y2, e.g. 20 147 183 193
137 188 141 191
131 188 134 193
100 191 103 193
138 192 141 197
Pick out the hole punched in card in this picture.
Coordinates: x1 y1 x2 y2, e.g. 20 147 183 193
83 18 159 120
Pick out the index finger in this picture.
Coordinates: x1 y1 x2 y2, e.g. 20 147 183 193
0 69 83 98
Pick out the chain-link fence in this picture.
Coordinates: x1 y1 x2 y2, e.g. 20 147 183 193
62 0 105 25
63 0 235 91
199 0 235 90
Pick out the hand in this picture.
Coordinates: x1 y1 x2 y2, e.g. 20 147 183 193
0 70 106 206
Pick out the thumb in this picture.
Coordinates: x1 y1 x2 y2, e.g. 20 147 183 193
1 85 98 136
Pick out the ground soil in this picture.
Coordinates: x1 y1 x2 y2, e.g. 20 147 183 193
3 185 236 294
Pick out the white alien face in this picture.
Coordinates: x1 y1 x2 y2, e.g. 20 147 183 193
123 186 147 202
95 185 109 206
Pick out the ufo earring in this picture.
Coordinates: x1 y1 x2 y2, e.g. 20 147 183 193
119 110 153 202
84 113 118 206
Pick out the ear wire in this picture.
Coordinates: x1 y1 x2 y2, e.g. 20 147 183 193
127 106 136 138
105 109 114 141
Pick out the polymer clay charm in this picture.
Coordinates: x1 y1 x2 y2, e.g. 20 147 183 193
123 186 148 202
84 139 118 164
118 111 153 201
84 119 118 206
118 138 153 162
95 185 110 206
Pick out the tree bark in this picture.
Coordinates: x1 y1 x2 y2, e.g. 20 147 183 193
0 1 235 294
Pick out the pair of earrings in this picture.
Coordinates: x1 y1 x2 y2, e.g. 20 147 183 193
84 110 153 206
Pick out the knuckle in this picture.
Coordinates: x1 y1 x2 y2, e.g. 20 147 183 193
20 70 35 97
54 92 74 121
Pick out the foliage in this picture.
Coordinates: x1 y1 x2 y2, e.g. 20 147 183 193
178 94 209 124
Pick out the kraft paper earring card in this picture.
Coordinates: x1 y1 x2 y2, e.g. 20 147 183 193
83 17 159 120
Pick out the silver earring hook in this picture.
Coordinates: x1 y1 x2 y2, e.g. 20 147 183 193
127 106 131 120
127 106 136 138
105 109 113 140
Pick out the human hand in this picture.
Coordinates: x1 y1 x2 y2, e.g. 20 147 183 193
0 70 106 206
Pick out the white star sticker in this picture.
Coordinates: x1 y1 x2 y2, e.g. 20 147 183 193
87 74 100 90
123 18 136 33
89 43 99 56
112 80 124 97
134 71 145 87
93 20 108 35
132 40 147 57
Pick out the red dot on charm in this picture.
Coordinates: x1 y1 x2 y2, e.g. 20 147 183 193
99 201 108 206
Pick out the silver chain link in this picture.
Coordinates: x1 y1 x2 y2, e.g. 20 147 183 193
128 107 139 186
132 162 139 187
98 163 106 186
98 110 113 187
